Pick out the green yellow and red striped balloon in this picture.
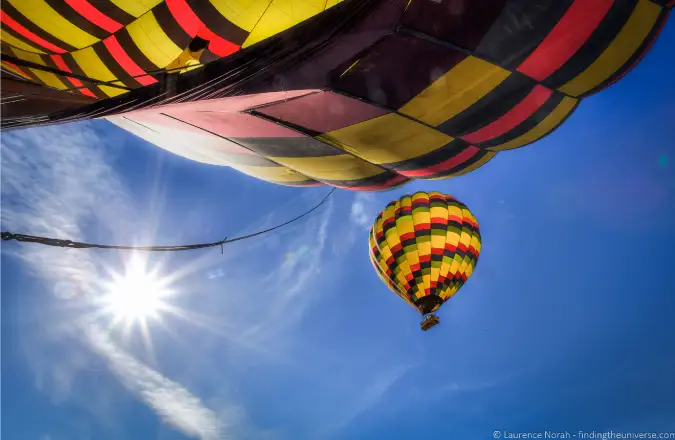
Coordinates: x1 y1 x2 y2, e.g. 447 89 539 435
368 191 481 329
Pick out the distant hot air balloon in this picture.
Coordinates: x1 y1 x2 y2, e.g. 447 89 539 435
1 0 672 190
369 192 481 331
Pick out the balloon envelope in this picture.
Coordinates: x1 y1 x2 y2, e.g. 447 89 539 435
1 0 672 190
368 191 482 325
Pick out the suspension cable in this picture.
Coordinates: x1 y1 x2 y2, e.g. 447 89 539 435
1 188 335 253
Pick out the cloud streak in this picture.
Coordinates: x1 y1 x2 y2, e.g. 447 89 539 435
84 324 221 440
1 122 222 440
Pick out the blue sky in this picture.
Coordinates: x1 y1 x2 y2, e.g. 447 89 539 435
2 21 675 440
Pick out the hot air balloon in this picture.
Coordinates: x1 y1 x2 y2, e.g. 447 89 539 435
1 0 672 190
368 192 481 331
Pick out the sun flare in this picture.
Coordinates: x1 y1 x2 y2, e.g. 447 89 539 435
100 255 171 326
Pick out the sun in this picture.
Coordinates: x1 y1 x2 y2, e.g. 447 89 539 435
99 254 172 329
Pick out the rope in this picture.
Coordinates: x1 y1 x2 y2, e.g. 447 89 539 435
1 188 336 253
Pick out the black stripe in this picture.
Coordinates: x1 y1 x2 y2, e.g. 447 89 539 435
477 92 566 149
92 41 141 88
543 0 639 91
2 4 78 52
436 72 536 137
325 169 409 190
580 7 670 98
425 150 494 179
42 0 110 40
114 28 158 71
402 238 416 248
281 180 323 187
187 0 249 46
385 138 471 172
231 137 342 158
61 53 108 99
412 200 430 210
153 2 192 49
475 0 574 69
92 0 136 26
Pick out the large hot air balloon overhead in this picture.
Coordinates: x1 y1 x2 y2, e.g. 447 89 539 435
1 0 672 190
369 191 481 331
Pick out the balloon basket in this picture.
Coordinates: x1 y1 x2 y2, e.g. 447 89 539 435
420 314 440 331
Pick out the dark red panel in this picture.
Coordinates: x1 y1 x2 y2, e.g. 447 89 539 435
401 0 506 51
334 32 467 110
254 91 388 133
164 110 303 138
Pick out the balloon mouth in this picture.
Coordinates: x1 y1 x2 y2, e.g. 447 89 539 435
414 295 442 315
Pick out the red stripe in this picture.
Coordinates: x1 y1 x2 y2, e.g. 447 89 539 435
399 146 481 178
400 232 415 242
103 36 157 86
2 61 30 78
461 85 552 144
667 0 674 7
517 0 613 81
165 0 239 58
0 11 65 53
50 54 97 98
64 0 122 33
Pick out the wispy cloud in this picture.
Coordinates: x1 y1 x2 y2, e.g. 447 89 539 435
350 193 376 229
334 364 410 429
84 324 221 440
1 122 222 440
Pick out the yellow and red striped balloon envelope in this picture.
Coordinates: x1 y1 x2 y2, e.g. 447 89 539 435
1 0 672 191
369 192 481 318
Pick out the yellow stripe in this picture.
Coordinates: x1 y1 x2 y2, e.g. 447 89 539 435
1 30 46 54
242 0 335 48
9 48 67 89
399 56 510 126
72 47 116 82
488 97 578 151
319 114 453 164
109 0 162 18
71 47 127 97
272 154 385 181
206 0 267 33
7 0 97 49
98 84 128 97
127 12 182 68
560 0 661 97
